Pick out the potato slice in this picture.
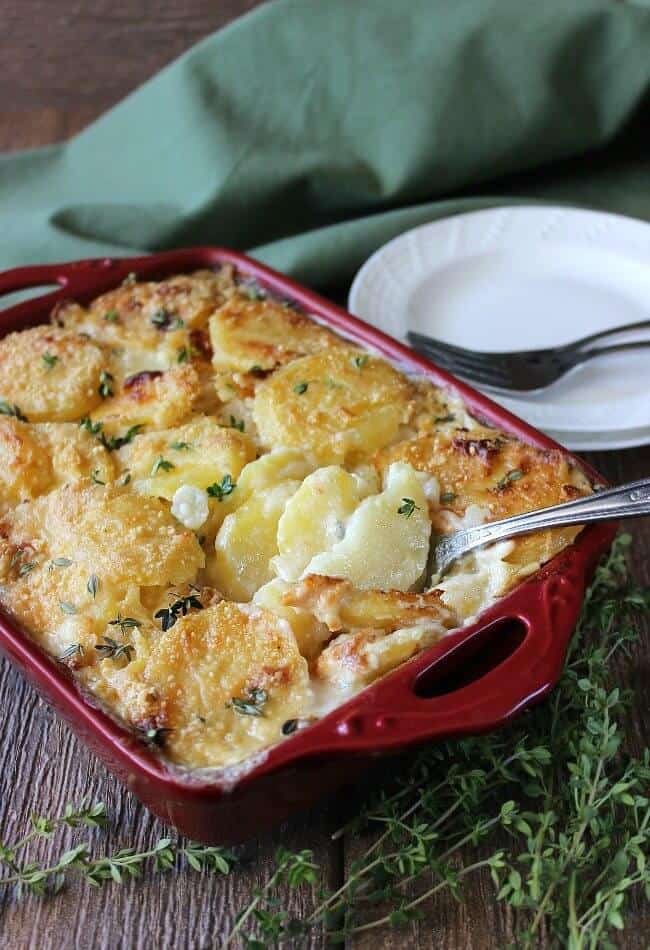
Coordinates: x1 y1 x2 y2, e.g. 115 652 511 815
0 481 204 589
274 465 377 582
212 480 300 601
0 417 53 512
306 462 431 592
283 575 455 633
117 415 255 501
0 418 116 514
0 326 106 422
253 350 412 464
37 422 116 483
209 293 343 374
90 364 200 431
139 601 310 767
253 578 331 661
219 448 316 518
0 556 148 664
54 269 236 378
316 623 445 688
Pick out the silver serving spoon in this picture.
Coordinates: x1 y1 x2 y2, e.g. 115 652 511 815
430 477 650 580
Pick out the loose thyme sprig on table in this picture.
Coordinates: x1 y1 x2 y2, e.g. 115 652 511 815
225 534 650 947
0 799 236 899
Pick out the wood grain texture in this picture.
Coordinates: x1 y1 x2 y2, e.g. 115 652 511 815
0 0 262 151
0 1 648 946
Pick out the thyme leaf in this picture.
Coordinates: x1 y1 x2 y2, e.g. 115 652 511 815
154 595 203 632
94 637 134 663
496 468 524 491
107 614 140 636
223 415 245 432
0 401 28 422
397 497 419 518
226 687 268 718
206 474 235 501
101 425 143 452
79 417 103 437
98 371 114 399
58 643 84 662
150 456 174 477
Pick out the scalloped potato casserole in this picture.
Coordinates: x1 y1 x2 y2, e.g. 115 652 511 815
0 267 591 769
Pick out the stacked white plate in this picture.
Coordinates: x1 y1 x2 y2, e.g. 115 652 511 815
348 206 650 451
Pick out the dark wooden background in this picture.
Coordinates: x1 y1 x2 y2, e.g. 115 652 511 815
0 2 648 947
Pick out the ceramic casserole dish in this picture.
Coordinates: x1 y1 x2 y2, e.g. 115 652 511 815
0 248 616 844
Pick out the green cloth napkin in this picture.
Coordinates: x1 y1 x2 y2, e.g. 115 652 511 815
1 0 649 296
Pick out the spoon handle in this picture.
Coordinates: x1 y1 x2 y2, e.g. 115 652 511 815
434 477 650 577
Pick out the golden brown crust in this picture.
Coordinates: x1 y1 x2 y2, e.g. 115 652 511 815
210 293 344 374
90 364 202 431
137 602 309 767
0 481 204 588
0 417 116 514
283 575 456 632
253 350 414 464
0 326 106 422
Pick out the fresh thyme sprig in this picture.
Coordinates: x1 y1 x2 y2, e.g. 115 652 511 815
226 687 268 718
207 474 236 501
79 417 142 452
0 799 235 899
98 370 114 399
226 534 650 946
154 594 203 632
94 636 134 662
0 400 28 422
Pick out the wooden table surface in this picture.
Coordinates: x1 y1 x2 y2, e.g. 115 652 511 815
1 2 648 947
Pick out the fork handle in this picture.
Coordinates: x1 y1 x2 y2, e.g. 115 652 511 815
573 339 650 364
444 477 650 565
568 319 650 352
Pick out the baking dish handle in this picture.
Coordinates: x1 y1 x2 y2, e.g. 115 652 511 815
0 259 132 327
0 263 72 297
317 563 587 753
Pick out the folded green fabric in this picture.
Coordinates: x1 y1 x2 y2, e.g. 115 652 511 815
1 0 649 295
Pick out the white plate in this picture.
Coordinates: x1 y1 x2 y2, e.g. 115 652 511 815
348 206 650 446
544 426 650 453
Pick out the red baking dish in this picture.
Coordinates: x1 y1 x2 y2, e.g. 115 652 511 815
0 248 617 844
